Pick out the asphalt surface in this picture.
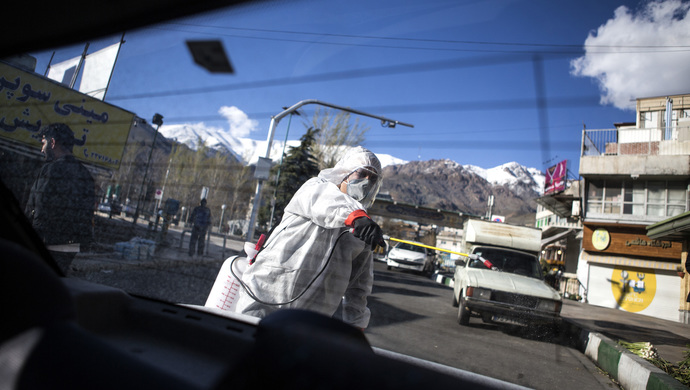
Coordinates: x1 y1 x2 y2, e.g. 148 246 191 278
73 218 690 389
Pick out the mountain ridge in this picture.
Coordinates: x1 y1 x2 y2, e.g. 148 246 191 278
159 125 545 224
380 159 543 225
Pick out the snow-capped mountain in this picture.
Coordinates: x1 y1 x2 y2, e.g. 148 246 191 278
159 125 545 222
160 123 301 164
464 162 545 196
160 123 409 168
380 159 544 224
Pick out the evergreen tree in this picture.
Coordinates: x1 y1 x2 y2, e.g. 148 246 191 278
259 127 320 229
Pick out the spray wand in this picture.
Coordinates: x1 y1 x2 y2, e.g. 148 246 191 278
387 237 497 270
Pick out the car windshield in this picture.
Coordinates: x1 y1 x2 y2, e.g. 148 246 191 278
470 247 542 279
4 1 688 388
396 243 426 254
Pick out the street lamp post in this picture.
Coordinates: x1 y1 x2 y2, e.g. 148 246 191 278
133 113 163 225
268 108 301 230
156 138 177 211
219 204 226 233
246 99 413 241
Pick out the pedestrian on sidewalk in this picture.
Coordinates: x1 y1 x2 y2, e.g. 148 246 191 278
189 198 211 257
25 123 96 275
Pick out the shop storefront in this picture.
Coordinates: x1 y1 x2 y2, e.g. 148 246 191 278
646 211 690 323
576 223 684 322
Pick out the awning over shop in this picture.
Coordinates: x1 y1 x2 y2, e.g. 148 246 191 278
541 228 575 247
646 211 690 241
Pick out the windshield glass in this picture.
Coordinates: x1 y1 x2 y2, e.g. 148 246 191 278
4 1 687 388
396 243 426 254
470 247 542 279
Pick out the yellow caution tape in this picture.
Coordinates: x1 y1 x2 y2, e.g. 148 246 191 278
388 237 470 257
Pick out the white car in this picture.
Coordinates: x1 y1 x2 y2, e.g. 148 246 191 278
386 241 436 275
452 246 562 329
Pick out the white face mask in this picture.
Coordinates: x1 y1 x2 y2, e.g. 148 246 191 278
346 178 372 201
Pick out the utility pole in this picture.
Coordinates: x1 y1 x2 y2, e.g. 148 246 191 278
268 108 301 230
133 114 163 225
486 195 494 220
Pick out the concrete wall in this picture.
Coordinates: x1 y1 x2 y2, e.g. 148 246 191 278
580 154 690 177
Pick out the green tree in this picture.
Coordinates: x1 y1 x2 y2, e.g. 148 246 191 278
306 108 369 170
259 127 320 229
157 138 254 229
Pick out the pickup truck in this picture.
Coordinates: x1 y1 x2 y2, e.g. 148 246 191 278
451 219 562 329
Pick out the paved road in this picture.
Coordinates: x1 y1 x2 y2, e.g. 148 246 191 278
364 262 618 389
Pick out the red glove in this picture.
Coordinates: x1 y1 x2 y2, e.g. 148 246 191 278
346 210 384 251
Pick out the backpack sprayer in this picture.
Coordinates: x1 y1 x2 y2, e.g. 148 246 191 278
205 230 352 312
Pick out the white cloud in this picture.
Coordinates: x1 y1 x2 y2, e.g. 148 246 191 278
218 106 258 138
571 0 690 110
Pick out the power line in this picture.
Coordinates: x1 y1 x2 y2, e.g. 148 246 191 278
155 24 588 55
105 30 689 103
108 52 547 101
165 21 690 51
162 95 603 124
155 24 690 55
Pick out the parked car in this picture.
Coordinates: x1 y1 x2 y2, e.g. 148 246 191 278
452 247 562 329
97 201 121 215
122 204 136 218
386 241 436 275
97 203 110 214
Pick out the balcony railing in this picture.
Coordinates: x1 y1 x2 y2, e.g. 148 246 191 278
582 126 690 157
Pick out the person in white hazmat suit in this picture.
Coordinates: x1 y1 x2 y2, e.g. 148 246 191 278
235 146 385 329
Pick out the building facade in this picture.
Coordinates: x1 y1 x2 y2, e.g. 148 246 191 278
578 94 690 322
535 179 583 273
535 179 584 298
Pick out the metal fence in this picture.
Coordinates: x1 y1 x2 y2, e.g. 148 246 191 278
582 126 690 157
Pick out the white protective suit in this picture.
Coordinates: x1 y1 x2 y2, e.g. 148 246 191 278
235 146 382 328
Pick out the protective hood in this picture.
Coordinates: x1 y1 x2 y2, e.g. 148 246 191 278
318 146 382 208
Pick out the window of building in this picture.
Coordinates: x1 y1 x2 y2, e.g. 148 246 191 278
667 181 687 216
603 179 622 214
586 180 604 215
586 179 688 220
623 181 645 215
641 111 658 129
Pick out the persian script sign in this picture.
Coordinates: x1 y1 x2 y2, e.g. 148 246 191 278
0 62 134 169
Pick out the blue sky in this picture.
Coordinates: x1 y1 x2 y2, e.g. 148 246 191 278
29 0 690 173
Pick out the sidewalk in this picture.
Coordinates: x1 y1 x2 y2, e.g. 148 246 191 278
560 300 689 390
73 220 246 272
